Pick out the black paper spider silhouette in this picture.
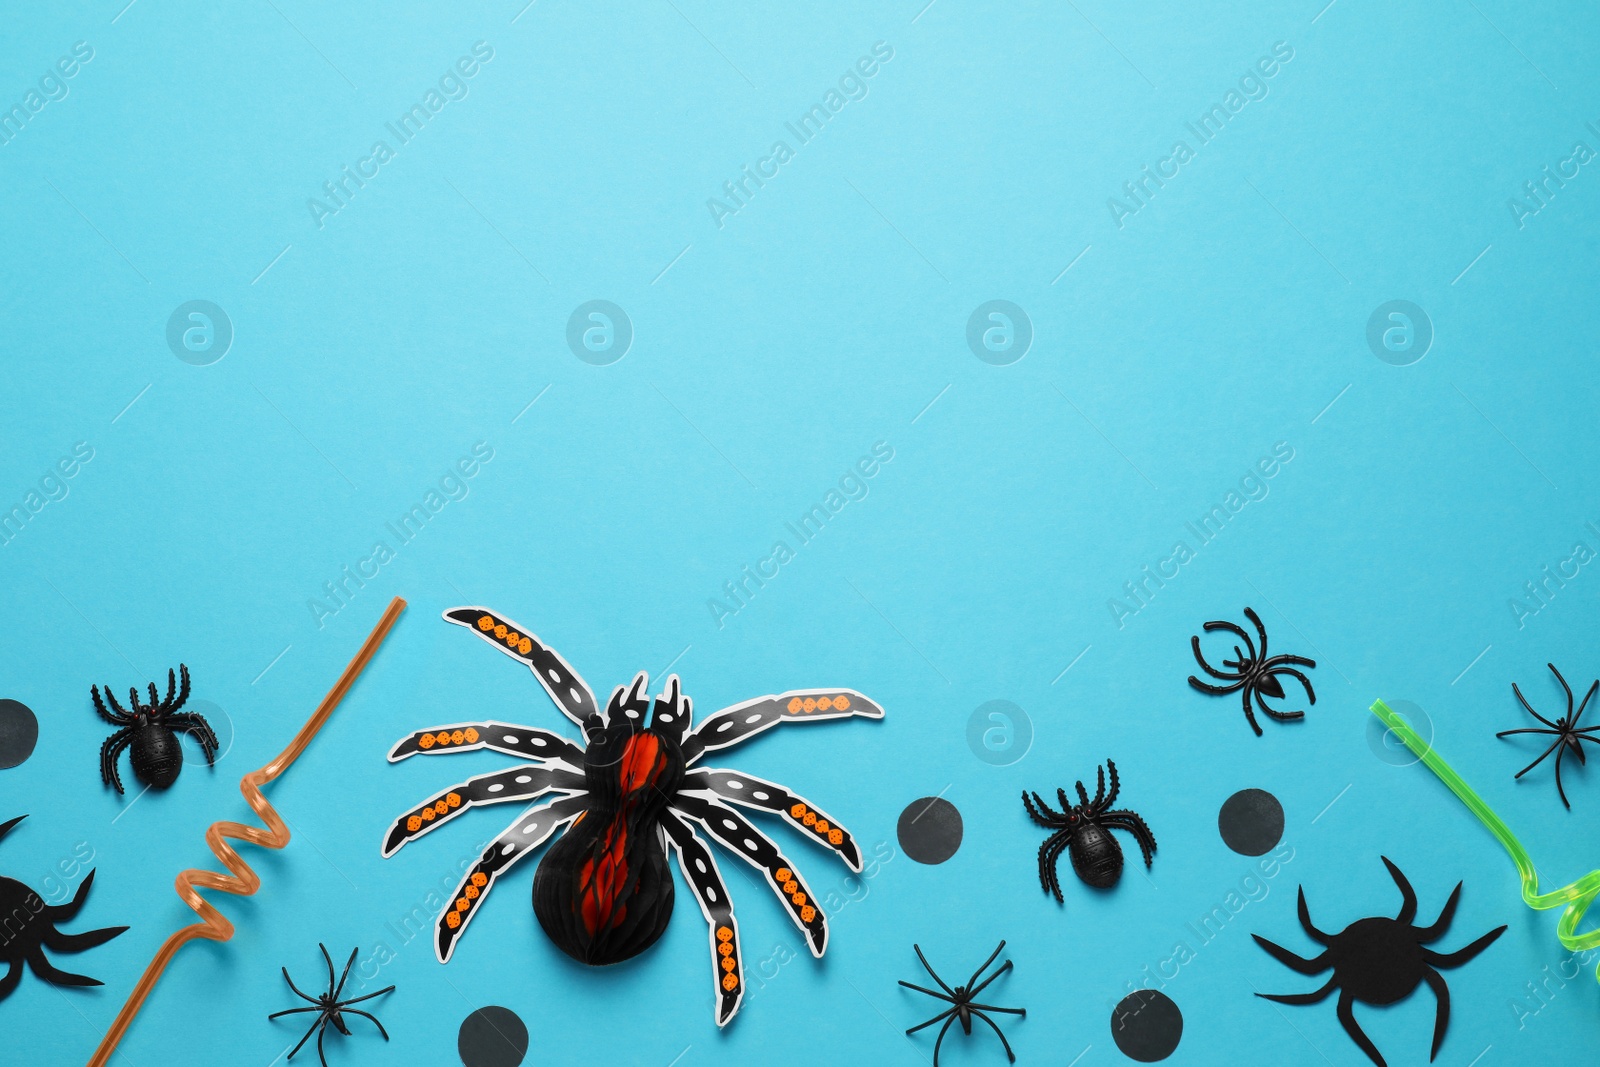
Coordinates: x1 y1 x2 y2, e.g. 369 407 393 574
380 606 883 1025
1023 759 1155 900
0 814 127 1003
93 664 218 794
1254 857 1505 1067
900 941 1025 1066
269 944 394 1067
1496 662 1599 809
1188 606 1316 736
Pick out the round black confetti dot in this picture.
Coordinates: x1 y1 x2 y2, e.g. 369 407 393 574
459 1005 529 1067
1218 788 1284 856
0 700 39 770
1111 989 1182 1061
897 797 963 864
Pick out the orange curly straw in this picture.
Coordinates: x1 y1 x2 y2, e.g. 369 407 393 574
87 596 406 1067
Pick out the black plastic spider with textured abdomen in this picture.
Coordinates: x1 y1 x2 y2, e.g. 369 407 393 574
1496 662 1599 809
1023 759 1155 900
1188 606 1315 736
268 944 394 1067
899 941 1025 1067
93 664 218 794
1254 857 1505 1067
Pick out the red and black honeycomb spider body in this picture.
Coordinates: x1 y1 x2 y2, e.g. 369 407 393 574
92 665 217 793
1188 607 1316 736
1254 857 1505 1067
381 606 883 1024
0 815 127 1002
1496 662 1599 808
1023 760 1156 899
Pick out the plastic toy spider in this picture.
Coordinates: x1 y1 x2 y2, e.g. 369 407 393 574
380 606 883 1025
0 814 126 1003
1023 759 1155 900
268 944 394 1066
1496 662 1599 809
93 664 218 794
899 941 1025 1066
1254 857 1505 1067
1187 606 1316 736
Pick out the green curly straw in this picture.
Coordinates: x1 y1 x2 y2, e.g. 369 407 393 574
1370 698 1600 979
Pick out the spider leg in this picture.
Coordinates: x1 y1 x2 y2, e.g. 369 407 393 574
24 945 101 986
100 730 133 794
1091 764 1107 809
432 793 589 963
1021 790 1064 827
930 1013 959 1067
1240 689 1264 736
661 809 746 1026
1423 923 1506 969
970 1009 1020 1063
91 685 133 725
1416 966 1452 1061
1256 973 1336 1005
969 1001 1026 1015
387 720 587 766
966 957 1012 998
1254 685 1306 723
1269 665 1317 708
963 941 1008 990
316 1022 330 1067
284 1015 324 1061
1495 727 1559 737
168 714 219 765
1038 832 1068 902
173 664 191 713
1253 934 1329 975
442 607 602 731
1336 989 1386 1067
1513 679 1561 730
340 1007 390 1040
1574 678 1600 729
42 923 127 953
1554 743 1573 809
1296 886 1331 944
1415 882 1463 942
281 967 319 1004
1190 634 1245 684
381 763 585 856
1188 675 1243 695
0 959 22 1004
1101 811 1157 867
330 946 358 1000
267 1006 323 1019
678 686 884 765
912 945 957 997
899 980 957 1004
1102 760 1120 810
1376 857 1418 924
1074 780 1091 809
905 1006 956 1035
1204 618 1257 659
1512 735 1565 779
45 868 99 922
682 766 866 871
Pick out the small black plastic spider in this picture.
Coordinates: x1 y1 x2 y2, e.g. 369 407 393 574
1188 606 1315 736
1496 662 1599 809
268 944 395 1067
93 664 218 794
1023 759 1155 900
899 941 1025 1066
1254 857 1505 1067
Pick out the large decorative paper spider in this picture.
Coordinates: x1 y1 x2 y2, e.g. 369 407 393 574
1254 857 1505 1067
1187 607 1315 736
1022 759 1156 900
899 941 1025 1067
268 944 394 1067
380 606 883 1025
1496 662 1598 809
93 664 217 794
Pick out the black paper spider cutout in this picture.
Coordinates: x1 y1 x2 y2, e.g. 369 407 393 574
1188 606 1315 736
1254 857 1505 1067
0 814 127 1003
900 941 1025 1066
380 606 883 1025
268 944 394 1067
1022 759 1155 900
1496 662 1599 809
93 664 218 794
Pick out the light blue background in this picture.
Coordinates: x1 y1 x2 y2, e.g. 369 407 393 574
3 1 1598 1063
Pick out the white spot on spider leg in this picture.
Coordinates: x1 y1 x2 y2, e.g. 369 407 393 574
488 784 504 792
515 775 531 784
744 714 762 724
504 735 520 744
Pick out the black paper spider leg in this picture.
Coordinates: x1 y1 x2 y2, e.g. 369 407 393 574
99 729 132 794
24 945 102 987
648 674 693 744
969 1009 1020 1063
682 767 864 870
434 793 590 962
1416 882 1462 941
1252 934 1329 975
1513 676 1562 729
1336 989 1386 1067
912 944 957 997
1101 810 1157 867
672 792 828 955
602 672 651 731
91 685 133 725
1255 974 1336 1005
1295 886 1331 944
1423 923 1506 969
679 688 884 765
381 764 586 856
443 606 602 731
905 1006 957 1034
41 924 126 954
0 959 20 1003
1415 966 1451 1060
387 720 586 768
1380 858 1418 924
660 809 746 1026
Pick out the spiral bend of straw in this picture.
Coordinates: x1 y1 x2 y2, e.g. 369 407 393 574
1371 698 1600 980
87 597 406 1067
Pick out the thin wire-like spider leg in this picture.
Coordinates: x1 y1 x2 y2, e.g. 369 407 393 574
282 968 320 1004
1513 736 1565 779
898 980 957 1003
970 1009 1020 1062
337 984 395 1006
966 959 1012 998
1513 678 1561 730
931 1014 959 1066
286 1014 324 1060
332 946 358 1000
1573 678 1600 728
267 1006 323 1019
1496 727 1559 737
964 943 1008 990
913 945 957 998
1554 743 1572 809
905 1006 956 1034
969 1001 1026 1015
340 1008 390 1039
316 1024 329 1067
